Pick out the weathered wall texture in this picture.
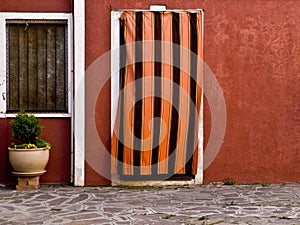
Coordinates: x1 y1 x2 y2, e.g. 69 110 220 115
202 0 300 184
86 0 300 185
1 0 299 186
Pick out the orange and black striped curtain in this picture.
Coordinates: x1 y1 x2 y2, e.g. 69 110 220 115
112 11 203 180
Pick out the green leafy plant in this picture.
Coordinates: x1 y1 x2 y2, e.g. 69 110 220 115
222 177 236 185
10 111 50 149
261 177 269 187
162 214 176 219
198 215 208 220
224 201 236 206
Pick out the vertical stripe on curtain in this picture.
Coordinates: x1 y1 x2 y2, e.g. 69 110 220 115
111 11 203 179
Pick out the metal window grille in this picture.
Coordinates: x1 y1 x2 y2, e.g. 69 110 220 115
6 20 68 112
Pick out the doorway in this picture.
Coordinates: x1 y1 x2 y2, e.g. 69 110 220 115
111 9 204 185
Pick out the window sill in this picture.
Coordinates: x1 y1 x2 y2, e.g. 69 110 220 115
0 113 71 118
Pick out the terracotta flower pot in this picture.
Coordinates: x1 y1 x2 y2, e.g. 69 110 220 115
8 148 50 176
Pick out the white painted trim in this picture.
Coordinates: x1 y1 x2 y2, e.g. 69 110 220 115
112 174 195 186
111 10 204 186
0 16 6 115
0 13 73 118
149 5 166 11
112 9 203 13
73 0 85 186
68 14 74 185
111 11 122 136
4 113 71 118
195 11 204 185
195 95 204 184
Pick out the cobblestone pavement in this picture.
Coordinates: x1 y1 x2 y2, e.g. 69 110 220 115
0 184 300 224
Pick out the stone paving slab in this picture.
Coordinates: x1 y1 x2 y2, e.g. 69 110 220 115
0 184 299 224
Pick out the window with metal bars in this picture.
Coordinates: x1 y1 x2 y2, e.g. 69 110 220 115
6 20 68 113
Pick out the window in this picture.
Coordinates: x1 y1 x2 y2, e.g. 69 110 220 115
6 20 68 113
0 13 72 117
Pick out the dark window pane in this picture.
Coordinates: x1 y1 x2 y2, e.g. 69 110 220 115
37 25 47 109
28 25 37 110
8 25 19 110
6 21 68 113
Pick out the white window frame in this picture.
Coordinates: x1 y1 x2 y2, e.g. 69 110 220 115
0 13 73 118
111 9 204 185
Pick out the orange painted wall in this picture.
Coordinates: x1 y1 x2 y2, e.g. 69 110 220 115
86 0 300 185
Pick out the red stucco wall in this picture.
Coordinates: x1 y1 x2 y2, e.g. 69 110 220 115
86 0 300 185
2 118 71 185
39 119 71 184
0 119 9 184
4 119 71 185
202 0 300 184
0 0 72 12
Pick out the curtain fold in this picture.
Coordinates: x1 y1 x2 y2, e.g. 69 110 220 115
112 11 203 179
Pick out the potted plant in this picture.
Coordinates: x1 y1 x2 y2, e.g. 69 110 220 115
8 111 50 189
